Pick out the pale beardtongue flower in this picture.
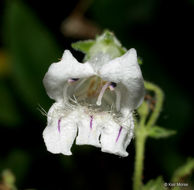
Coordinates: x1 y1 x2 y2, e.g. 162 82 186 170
43 48 144 157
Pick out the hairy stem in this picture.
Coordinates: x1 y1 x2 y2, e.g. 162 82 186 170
133 125 147 190
133 81 164 190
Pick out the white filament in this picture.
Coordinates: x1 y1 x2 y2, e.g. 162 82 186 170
74 78 87 91
96 82 111 106
63 83 70 102
115 89 121 112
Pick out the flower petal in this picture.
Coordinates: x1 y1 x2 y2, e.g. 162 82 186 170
43 103 78 155
43 119 61 154
43 50 95 102
99 48 144 111
59 116 77 155
76 111 101 147
100 120 130 157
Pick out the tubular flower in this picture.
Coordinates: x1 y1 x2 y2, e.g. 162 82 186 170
43 48 144 157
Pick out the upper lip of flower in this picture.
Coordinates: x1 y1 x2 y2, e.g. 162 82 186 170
43 48 144 116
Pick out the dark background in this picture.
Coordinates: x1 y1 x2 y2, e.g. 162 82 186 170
0 0 194 189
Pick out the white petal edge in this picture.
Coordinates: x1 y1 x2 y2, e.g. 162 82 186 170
43 104 78 155
43 50 95 102
99 48 145 111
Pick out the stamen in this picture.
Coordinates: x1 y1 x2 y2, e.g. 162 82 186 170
58 119 61 133
116 126 123 142
96 82 111 106
115 89 121 112
90 115 93 129
68 78 79 83
74 78 87 91
63 83 69 102
109 85 115 91
109 82 117 91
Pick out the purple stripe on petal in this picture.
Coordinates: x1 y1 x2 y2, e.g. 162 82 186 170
90 115 93 129
58 119 61 133
116 126 123 142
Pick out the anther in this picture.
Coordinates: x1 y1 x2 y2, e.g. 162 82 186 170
109 82 117 91
68 78 79 83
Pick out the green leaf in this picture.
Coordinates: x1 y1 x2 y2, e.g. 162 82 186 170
142 176 165 190
172 158 194 182
148 126 176 139
3 1 61 113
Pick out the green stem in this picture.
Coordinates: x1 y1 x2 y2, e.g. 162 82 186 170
133 81 164 190
133 125 147 190
144 81 164 128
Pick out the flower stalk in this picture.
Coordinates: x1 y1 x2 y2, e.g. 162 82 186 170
133 81 164 190
133 125 147 190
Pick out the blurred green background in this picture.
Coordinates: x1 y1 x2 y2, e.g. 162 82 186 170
0 0 194 189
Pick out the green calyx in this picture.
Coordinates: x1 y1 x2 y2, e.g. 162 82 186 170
71 30 127 61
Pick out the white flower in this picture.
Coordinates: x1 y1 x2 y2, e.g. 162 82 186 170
43 48 144 157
